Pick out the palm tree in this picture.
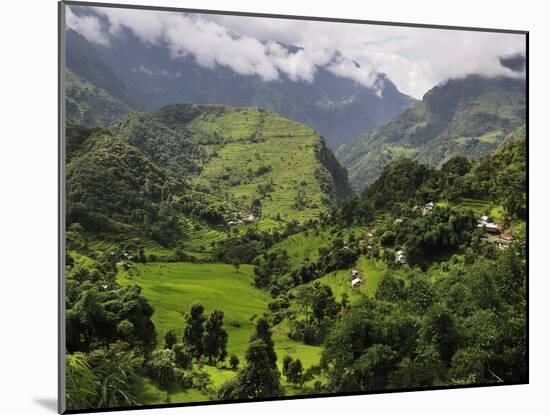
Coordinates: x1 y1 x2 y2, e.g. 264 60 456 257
66 353 97 410
94 347 143 408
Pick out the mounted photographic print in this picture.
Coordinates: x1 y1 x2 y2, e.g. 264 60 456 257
59 1 528 413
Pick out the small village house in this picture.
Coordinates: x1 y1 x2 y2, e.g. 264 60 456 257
395 249 407 264
477 215 501 234
497 234 515 249
423 202 434 215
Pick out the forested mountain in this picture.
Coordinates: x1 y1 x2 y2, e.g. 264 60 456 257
354 125 526 223
65 29 143 126
66 104 354 250
65 25 414 148
337 75 526 191
66 69 134 126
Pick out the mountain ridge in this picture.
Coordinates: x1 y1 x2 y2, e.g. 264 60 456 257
66 104 354 250
336 74 526 191
67 22 415 148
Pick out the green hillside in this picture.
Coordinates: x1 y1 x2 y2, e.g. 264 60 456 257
66 104 354 256
66 69 135 126
337 75 526 191
187 107 352 222
113 104 354 224
66 29 142 110
65 28 142 126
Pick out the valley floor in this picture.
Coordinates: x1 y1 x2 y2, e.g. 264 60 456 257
115 252 399 403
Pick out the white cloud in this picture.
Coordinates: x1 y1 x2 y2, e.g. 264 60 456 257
163 15 280 81
67 5 526 99
66 7 110 46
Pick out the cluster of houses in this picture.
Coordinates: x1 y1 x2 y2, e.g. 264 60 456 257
343 210 517 290
115 251 134 267
227 212 257 226
477 215 515 249
357 232 374 255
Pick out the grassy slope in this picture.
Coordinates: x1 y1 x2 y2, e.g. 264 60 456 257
298 256 400 303
269 229 334 268
117 262 322 402
268 225 369 269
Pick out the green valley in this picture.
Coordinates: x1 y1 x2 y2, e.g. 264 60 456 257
63 12 527 411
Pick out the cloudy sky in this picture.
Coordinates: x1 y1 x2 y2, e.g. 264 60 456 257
66 5 526 99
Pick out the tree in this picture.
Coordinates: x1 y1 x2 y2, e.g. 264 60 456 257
389 345 445 388
441 156 471 177
449 347 488 383
282 356 304 386
66 353 98 410
172 343 192 370
250 318 277 369
376 273 405 302
88 343 143 408
406 278 436 312
321 299 389 391
380 231 396 247
494 246 525 304
282 355 293 375
419 304 460 365
220 339 281 400
66 281 156 353
182 303 206 359
229 354 240 370
353 344 398 390
310 282 339 322
252 198 262 218
203 310 228 364
163 329 177 350
145 349 176 387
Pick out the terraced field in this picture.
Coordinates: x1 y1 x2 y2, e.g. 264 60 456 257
190 108 341 223
436 197 503 221
179 217 228 255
